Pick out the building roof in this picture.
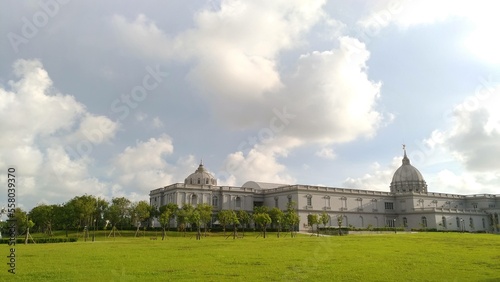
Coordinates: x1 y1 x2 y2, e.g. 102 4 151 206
390 147 427 193
241 181 289 190
184 162 217 186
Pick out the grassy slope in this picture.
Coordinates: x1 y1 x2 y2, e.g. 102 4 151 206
4 232 500 281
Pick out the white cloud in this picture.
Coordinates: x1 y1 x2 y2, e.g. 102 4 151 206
111 134 200 195
0 59 119 208
278 37 382 144
315 147 336 159
343 158 401 191
152 117 163 128
220 137 301 186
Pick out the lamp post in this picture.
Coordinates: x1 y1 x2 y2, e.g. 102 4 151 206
460 218 464 233
393 218 397 234
277 220 280 238
92 219 96 242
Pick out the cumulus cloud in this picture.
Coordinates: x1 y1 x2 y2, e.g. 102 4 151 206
315 148 336 159
343 158 401 191
111 134 199 194
0 59 119 207
219 137 301 185
110 2 385 184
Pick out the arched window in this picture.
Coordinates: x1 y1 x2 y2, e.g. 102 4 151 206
421 216 427 228
235 196 241 209
274 197 279 208
191 194 198 206
212 196 218 207
197 178 200 184
403 217 408 227
205 178 209 184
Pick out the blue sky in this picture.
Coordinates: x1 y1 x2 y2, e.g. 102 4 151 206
1 0 499 210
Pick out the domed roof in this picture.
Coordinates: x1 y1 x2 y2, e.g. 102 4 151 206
390 147 427 194
185 162 217 186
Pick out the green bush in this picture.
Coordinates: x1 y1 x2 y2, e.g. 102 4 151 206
0 237 78 244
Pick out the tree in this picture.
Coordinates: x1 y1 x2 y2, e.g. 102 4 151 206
106 197 132 230
54 203 76 237
236 210 250 237
307 214 319 236
159 203 178 231
217 210 233 235
320 211 330 234
131 201 151 237
284 201 300 237
190 210 202 240
253 213 271 238
269 207 284 238
337 214 344 236
177 204 194 236
29 204 56 236
158 209 172 240
196 204 213 237
70 195 97 232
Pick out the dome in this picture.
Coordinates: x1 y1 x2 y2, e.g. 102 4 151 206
184 162 217 186
390 147 427 194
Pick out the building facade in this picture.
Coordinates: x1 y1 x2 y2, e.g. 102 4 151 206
149 150 500 232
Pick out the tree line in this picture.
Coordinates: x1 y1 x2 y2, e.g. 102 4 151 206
4 195 301 240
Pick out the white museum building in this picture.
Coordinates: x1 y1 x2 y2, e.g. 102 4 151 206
149 149 500 232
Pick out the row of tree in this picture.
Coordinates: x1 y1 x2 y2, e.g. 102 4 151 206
155 201 301 240
8 195 153 238
5 195 302 241
307 211 344 236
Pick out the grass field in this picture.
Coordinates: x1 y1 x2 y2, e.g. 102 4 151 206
3 231 500 281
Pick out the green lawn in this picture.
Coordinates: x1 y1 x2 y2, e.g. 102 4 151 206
3 232 500 281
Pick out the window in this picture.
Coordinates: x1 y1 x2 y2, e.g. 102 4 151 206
442 216 447 228
472 203 478 209
403 217 408 227
489 204 496 208
197 178 200 184
384 202 394 210
469 217 474 229
235 196 242 209
274 197 279 208
212 196 218 207
357 198 363 210
482 218 486 229
325 196 331 209
421 216 427 228
340 197 347 210
191 194 198 206
205 178 209 184
287 195 292 204
306 194 312 206
456 217 461 228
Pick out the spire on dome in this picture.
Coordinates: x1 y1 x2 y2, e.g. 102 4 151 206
402 144 410 165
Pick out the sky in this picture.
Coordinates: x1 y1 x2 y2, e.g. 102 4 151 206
1 0 499 211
